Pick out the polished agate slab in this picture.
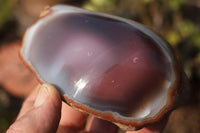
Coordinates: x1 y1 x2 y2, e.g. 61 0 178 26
21 5 180 129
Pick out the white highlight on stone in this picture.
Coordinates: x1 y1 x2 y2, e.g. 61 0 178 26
73 78 88 97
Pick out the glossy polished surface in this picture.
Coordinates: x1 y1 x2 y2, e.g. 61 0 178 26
21 5 179 128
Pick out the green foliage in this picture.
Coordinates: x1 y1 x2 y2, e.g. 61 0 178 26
142 0 155 4
167 20 200 49
0 0 16 30
165 0 186 11
167 31 181 46
177 20 200 49
83 0 117 13
179 20 195 38
193 33 200 49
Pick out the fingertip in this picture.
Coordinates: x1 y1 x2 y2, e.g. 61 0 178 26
57 102 88 132
7 83 62 133
34 83 61 108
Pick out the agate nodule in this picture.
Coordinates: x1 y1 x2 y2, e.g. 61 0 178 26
21 5 182 130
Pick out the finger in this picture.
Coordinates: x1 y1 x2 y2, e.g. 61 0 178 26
86 116 119 133
57 102 88 133
7 83 62 133
17 84 41 119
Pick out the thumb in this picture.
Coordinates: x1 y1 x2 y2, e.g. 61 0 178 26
7 84 62 133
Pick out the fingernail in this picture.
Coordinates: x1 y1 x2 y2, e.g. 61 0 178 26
34 84 50 107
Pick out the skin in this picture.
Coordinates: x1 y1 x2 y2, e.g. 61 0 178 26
6 84 167 133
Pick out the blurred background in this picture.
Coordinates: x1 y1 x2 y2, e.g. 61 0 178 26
0 0 199 132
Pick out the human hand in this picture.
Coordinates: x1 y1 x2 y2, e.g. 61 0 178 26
7 84 167 133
